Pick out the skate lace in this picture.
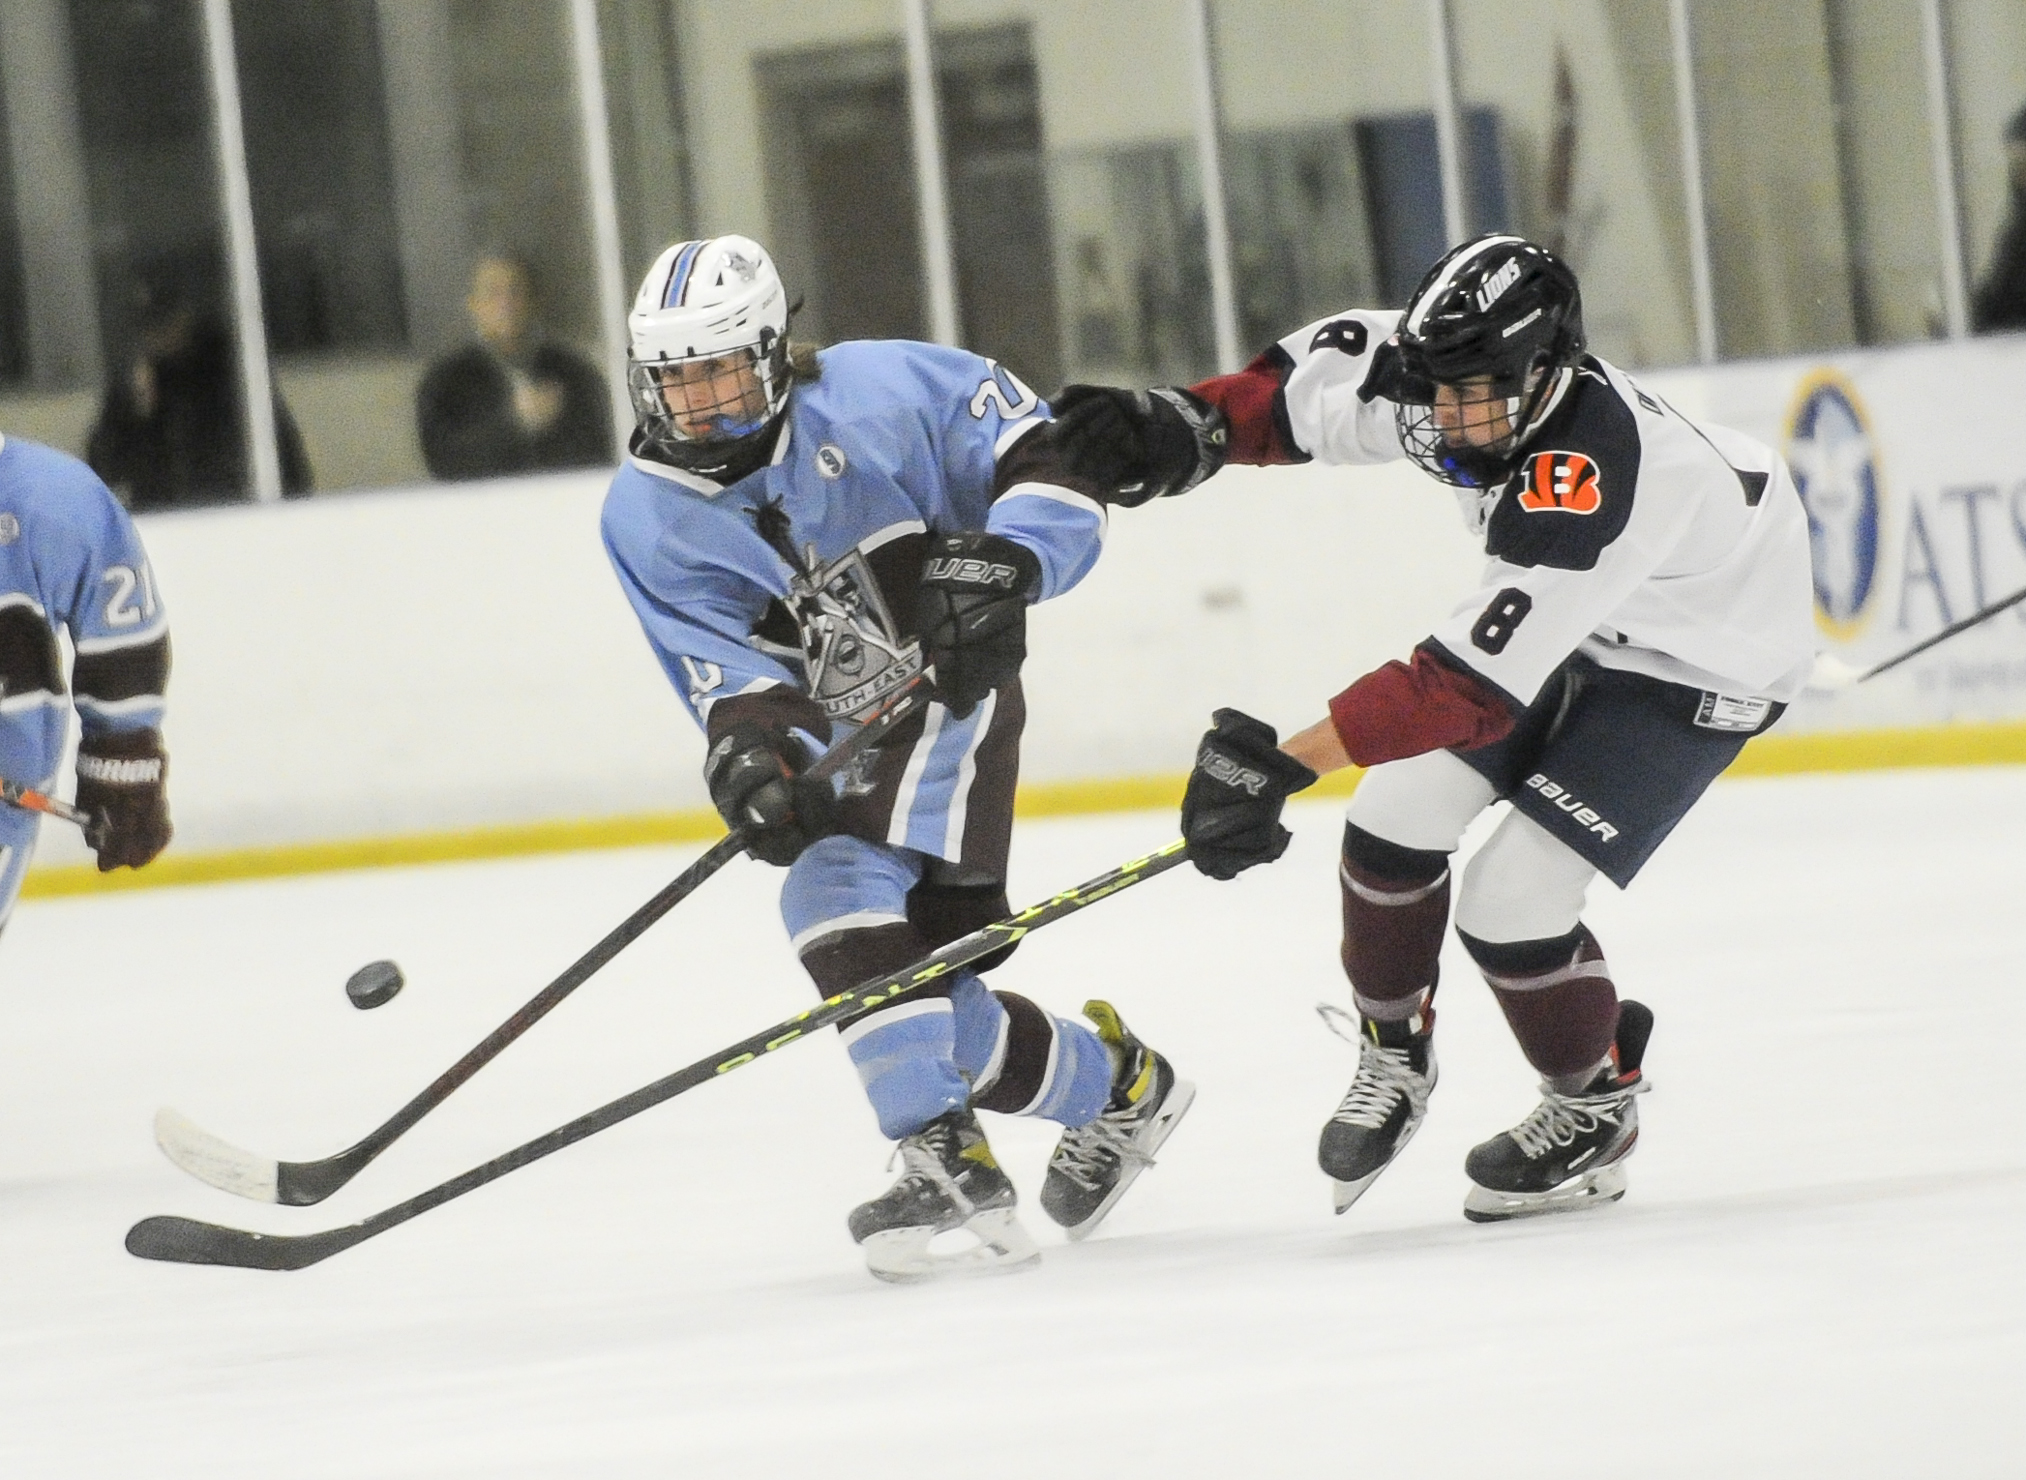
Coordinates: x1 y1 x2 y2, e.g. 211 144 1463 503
1052 1108 1153 1193
1508 1080 1648 1159
1318 1002 1420 1130
886 1120 971 1207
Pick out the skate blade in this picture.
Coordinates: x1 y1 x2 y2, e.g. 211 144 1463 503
1461 1162 1629 1224
1330 1169 1387 1215
862 1206 1042 1283
1059 1078 1197 1243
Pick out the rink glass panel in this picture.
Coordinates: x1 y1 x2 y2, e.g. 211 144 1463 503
241 0 609 493
932 0 1213 387
1685 1 1851 358
1819 0 1950 348
0 0 240 466
0 55 24 388
1206 0 1430 353
1449 0 1697 370
1945 0 2026 333
0 0 2021 501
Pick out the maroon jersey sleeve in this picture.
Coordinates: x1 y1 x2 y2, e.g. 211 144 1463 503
1190 348 1305 466
1326 642 1518 768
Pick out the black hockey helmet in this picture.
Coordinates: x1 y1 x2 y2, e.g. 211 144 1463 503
1366 234 1586 488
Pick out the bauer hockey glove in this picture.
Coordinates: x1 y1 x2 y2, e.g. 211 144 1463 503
918 531 1041 719
1180 708 1317 881
74 727 172 872
703 719 839 868
1049 385 1228 507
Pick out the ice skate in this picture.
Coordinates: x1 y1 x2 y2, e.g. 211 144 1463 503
1463 1000 1653 1223
1316 1002 1437 1214
848 1108 1039 1282
1040 1000 1195 1240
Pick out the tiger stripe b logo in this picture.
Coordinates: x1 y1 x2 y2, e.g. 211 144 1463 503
1518 451 1602 515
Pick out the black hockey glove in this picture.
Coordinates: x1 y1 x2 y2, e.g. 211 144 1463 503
703 720 838 867
75 727 172 872
1180 708 1318 881
1049 384 1229 507
918 531 1041 719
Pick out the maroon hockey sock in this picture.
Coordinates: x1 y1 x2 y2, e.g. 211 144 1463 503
1339 824 1451 1022
1460 923 1620 1087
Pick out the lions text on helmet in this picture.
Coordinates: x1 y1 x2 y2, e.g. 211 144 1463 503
626 236 794 484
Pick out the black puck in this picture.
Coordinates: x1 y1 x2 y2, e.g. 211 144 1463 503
345 959 404 1010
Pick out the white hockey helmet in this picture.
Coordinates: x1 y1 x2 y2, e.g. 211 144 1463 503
627 235 794 477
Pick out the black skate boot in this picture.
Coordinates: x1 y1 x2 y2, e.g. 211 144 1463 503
848 1108 1039 1282
1040 1001 1195 1240
1463 1000 1654 1223
1317 1001 1437 1214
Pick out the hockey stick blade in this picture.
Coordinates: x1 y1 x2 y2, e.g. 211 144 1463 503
150 676 931 1207
153 1109 280 1203
125 839 1189 1270
125 1214 367 1271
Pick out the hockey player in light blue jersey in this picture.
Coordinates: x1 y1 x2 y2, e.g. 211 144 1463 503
602 236 1195 1280
0 435 173 928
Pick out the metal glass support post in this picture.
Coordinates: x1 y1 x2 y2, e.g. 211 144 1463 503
1920 0 1970 339
1426 0 1468 247
197 0 281 502
1668 0 1718 365
900 0 959 347
1186 0 1241 372
567 0 637 457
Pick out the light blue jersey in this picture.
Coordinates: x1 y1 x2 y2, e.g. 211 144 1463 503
0 435 170 923
602 342 1115 1141
602 340 1103 734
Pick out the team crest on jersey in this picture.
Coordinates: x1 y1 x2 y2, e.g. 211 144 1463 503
783 542 922 720
1517 451 1602 515
1309 318 1369 357
0 513 18 545
1785 371 1879 636
814 443 848 479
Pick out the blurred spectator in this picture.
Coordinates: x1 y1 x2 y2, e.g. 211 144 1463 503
416 253 614 481
85 273 313 510
1971 104 2026 333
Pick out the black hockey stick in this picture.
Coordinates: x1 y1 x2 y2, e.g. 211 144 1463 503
1812 580 2026 689
152 673 931 1208
126 838 1188 1269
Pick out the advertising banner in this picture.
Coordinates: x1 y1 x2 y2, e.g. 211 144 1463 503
1643 336 2026 734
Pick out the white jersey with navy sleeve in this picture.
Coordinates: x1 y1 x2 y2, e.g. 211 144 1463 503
1225 312 1814 707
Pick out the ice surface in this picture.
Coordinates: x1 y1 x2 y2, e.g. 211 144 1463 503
0 768 2022 1477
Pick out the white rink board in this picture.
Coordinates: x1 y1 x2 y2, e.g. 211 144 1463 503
28 333 2026 861
0 774 2021 1477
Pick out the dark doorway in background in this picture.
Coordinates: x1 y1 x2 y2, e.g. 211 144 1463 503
760 25 1061 389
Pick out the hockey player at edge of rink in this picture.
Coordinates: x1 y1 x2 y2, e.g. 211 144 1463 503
1049 233 1813 1222
0 435 174 923
599 236 1194 1280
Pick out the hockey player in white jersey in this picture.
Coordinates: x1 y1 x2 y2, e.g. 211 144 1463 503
601 237 1192 1279
0 435 173 926
1054 234 1812 1221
